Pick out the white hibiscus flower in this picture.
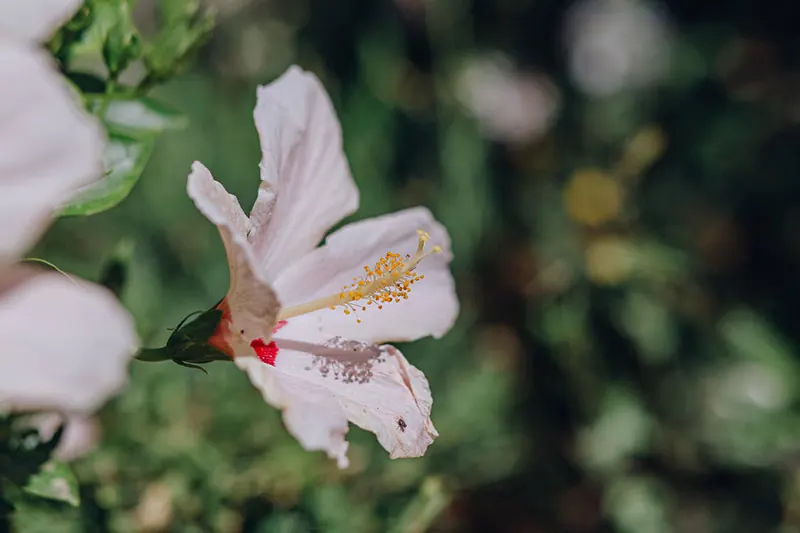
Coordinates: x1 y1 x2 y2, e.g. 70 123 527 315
188 66 459 468
0 0 137 418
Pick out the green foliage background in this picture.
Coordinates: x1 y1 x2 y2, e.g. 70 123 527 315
14 0 800 531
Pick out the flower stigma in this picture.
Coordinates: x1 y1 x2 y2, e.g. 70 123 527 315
277 229 442 323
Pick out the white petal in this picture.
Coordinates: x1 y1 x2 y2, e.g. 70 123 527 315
0 41 104 261
274 207 459 343
236 319 437 467
0 268 137 413
187 162 280 348
249 66 359 280
0 0 82 42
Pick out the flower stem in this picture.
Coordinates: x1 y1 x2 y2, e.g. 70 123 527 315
135 347 171 362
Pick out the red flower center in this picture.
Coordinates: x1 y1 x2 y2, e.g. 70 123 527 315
208 299 289 366
250 320 288 366
250 338 279 365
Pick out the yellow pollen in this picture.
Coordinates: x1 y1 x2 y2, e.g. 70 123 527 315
277 229 443 322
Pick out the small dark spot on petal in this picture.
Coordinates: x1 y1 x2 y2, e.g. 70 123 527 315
240 329 245 334
397 417 407 432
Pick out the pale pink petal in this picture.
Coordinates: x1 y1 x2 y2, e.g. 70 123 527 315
249 66 359 280
0 0 82 42
187 162 280 349
0 42 104 261
252 366 351 469
235 317 437 468
0 269 136 413
274 207 458 343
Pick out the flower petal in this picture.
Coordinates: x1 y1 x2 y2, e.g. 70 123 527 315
0 268 136 413
274 207 459 343
249 66 359 280
0 0 82 42
28 413 100 462
236 320 437 468
0 42 104 261
187 162 280 349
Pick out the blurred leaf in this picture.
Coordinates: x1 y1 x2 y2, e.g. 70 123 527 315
90 97 188 139
617 291 677 364
159 0 202 25
65 72 106 94
69 0 127 56
22 460 79 507
47 2 93 62
605 476 673 533
389 477 450 533
257 512 312 533
103 21 141 77
61 135 153 216
719 309 797 372
308 485 376 533
142 3 214 87
577 387 653 475
438 117 490 262
98 0 140 76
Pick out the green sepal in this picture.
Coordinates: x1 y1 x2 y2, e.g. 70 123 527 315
135 307 231 369
174 360 208 374
168 308 223 348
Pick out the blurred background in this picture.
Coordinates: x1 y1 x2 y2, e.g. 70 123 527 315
28 0 800 530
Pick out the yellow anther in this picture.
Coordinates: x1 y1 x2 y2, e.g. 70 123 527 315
277 228 444 322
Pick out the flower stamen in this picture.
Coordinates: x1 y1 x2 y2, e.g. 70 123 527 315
277 229 442 321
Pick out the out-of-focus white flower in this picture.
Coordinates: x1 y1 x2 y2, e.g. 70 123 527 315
0 1 137 422
0 269 136 413
564 0 673 96
0 0 104 261
188 66 459 468
0 0 83 42
28 413 101 462
456 54 560 144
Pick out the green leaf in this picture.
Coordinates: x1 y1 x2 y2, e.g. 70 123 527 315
61 134 153 216
142 5 214 86
68 0 123 57
90 97 188 139
65 72 106 94
103 22 141 77
389 477 450 533
22 460 79 507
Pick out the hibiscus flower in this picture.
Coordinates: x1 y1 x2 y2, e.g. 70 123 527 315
188 66 458 468
0 0 137 418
